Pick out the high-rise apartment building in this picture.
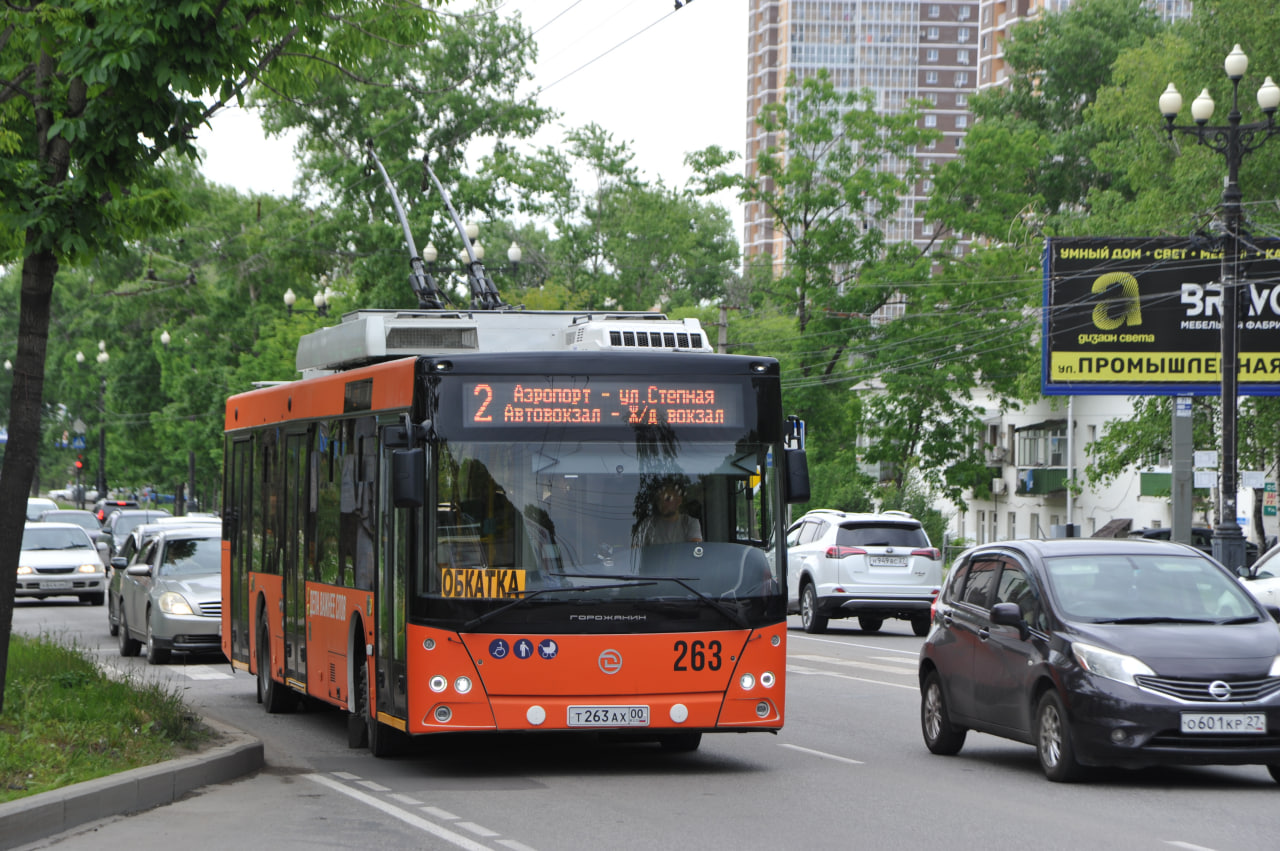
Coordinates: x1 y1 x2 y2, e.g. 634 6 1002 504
746 0 1192 265
744 0 978 265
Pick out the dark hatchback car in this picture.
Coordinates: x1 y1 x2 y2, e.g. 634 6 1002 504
919 538 1280 783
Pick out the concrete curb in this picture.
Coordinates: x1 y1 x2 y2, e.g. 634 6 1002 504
0 718 263 850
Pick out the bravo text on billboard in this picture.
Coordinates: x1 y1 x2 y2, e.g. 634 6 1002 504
1044 237 1280 395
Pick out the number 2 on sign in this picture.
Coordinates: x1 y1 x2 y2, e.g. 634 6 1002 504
473 383 493 422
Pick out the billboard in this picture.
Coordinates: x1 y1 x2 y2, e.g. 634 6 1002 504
1043 237 1280 395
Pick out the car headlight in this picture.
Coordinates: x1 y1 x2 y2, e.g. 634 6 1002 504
157 592 195 616
1270 656 1280 677
77 563 100 573
1070 641 1154 686
17 565 33 575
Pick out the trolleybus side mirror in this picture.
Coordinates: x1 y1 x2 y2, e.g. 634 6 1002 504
784 448 810 504
392 448 425 508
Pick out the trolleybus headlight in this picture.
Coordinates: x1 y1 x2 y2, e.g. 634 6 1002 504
755 701 771 718
760 671 776 688
771 634 781 647
454 676 472 694
740 673 755 691
434 705 452 723
423 638 436 651
429 675 447 693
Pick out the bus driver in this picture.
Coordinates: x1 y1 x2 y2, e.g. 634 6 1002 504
639 481 703 545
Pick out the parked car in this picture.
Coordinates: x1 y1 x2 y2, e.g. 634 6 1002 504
115 526 223 664
1128 526 1260 566
93 497 140 525
102 507 171 557
17 522 107 605
1239 542 1280 608
108 517 221 637
786 509 942 635
919 537 1280 783
26 497 59 521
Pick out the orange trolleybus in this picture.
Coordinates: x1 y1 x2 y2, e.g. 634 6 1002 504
222 307 809 755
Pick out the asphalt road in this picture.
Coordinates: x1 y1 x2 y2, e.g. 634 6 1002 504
12 598 1280 850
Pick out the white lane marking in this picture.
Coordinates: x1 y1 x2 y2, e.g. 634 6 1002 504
870 655 917 666
791 653 917 676
787 666 916 691
424 806 460 820
306 773 495 851
357 780 391 792
184 667 234 680
779 743 865 765
789 633 918 656
498 841 539 851
332 771 360 780
1164 843 1218 851
391 793 423 805
459 822 501 838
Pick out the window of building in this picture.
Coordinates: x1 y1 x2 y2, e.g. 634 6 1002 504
956 136 965 149
955 71 969 87
925 70 938 84
956 93 968 106
959 6 971 20
927 48 939 62
924 114 937 127
958 49 969 64
956 115 968 128
927 26 939 39
958 28 970 42
928 4 940 17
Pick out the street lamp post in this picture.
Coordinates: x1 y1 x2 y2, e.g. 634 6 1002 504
421 224 522 306
1159 45 1280 571
76 342 110 499
283 283 330 318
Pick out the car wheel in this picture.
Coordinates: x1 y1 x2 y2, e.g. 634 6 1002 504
258 618 294 714
911 615 931 637
1268 765 1280 785
118 609 141 657
858 616 884 633
80 592 104 606
921 670 966 755
107 595 119 636
145 612 171 665
1036 690 1084 782
800 583 827 634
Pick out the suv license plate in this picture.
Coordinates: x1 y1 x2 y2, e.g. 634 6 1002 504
567 705 650 727
42 580 72 590
1180 712 1266 734
868 557 907 567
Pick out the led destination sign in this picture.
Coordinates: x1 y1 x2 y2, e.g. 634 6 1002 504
463 380 745 428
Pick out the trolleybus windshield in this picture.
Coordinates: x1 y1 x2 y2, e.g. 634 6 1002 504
412 431 781 633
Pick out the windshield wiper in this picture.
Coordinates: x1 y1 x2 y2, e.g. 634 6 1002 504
554 572 750 629
1092 616 1217 625
461 581 656 632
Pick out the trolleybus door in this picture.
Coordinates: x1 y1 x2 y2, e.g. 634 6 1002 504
375 428 413 723
283 431 307 685
227 437 254 665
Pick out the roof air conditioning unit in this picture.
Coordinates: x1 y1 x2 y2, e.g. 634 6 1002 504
991 478 1007 495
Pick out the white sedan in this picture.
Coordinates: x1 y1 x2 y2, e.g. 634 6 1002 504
1239 543 1280 607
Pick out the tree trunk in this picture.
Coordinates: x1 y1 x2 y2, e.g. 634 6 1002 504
0 246 59 714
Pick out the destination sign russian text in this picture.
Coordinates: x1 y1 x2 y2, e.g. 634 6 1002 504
463 380 745 427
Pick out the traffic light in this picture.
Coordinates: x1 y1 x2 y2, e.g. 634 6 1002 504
75 455 83 471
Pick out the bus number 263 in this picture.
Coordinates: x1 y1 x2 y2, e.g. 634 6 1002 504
673 639 722 671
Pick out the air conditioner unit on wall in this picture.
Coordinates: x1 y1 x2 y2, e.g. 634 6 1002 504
991 478 1007 495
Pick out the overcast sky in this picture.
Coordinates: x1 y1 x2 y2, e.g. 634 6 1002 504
199 1 749 234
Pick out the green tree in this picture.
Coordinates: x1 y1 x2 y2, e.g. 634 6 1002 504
0 0 440 712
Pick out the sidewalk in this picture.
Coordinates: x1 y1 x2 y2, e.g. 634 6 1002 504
0 718 263 850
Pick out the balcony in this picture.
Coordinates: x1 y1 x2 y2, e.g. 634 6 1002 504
1139 471 1210 498
1016 467 1068 496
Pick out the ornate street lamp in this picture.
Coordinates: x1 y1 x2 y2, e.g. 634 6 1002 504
1159 45 1280 571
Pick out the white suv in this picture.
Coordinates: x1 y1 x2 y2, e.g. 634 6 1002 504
786 509 942 635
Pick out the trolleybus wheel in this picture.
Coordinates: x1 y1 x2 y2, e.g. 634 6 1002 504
659 732 702 752
258 619 294 714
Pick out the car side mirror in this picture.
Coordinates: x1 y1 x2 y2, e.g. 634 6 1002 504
990 601 1030 641
1266 604 1280 624
1236 566 1251 578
